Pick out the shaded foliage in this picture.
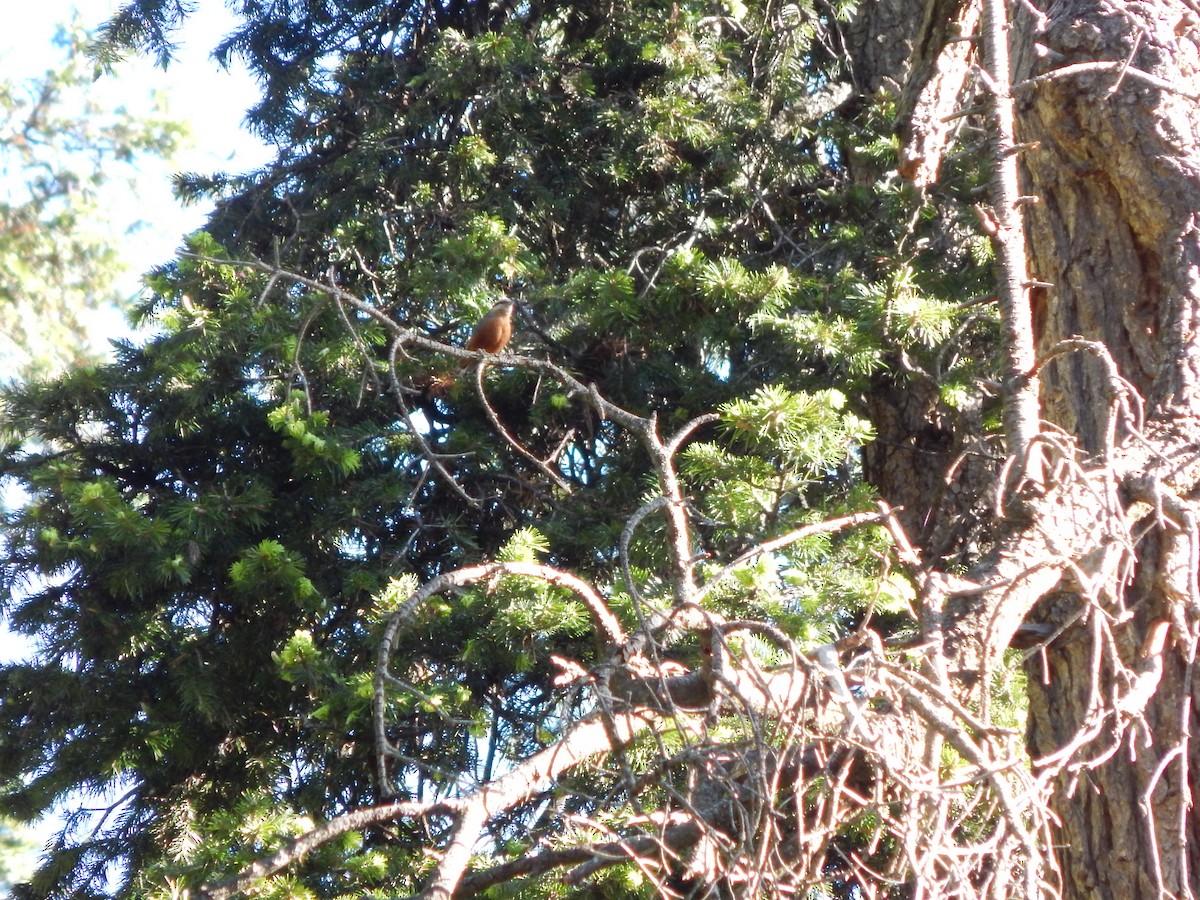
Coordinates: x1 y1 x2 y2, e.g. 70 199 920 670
1 1 1007 898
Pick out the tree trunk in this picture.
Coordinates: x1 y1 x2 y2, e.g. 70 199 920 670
1013 1 1200 896
1019 0 1200 446
850 0 998 552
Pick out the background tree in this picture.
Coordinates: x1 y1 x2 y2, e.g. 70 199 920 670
0 20 182 894
0 22 182 379
1 1 1197 899
0 816 42 894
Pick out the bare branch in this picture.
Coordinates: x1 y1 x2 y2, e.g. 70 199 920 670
470 359 575 493
696 510 885 604
979 0 1043 483
197 799 455 900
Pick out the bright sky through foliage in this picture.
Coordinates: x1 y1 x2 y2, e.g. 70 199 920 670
1 5 272 878
1 2 269 652
1 0 272 331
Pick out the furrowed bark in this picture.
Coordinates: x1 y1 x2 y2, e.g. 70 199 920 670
1007 1 1200 896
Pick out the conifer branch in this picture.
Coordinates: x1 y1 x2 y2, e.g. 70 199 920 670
196 799 456 900
183 253 705 609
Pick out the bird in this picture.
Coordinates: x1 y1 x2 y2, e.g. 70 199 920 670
460 299 515 367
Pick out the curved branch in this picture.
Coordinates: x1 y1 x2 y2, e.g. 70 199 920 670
197 799 455 900
619 496 671 611
374 562 626 792
665 412 721 455
695 510 885 604
471 359 574 493
1034 337 1146 447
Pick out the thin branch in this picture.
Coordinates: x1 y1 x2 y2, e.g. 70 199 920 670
695 510 884 604
197 799 455 900
1013 61 1200 101
471 360 574 492
387 339 479 508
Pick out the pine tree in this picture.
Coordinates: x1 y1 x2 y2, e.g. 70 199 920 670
3 1 1198 898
